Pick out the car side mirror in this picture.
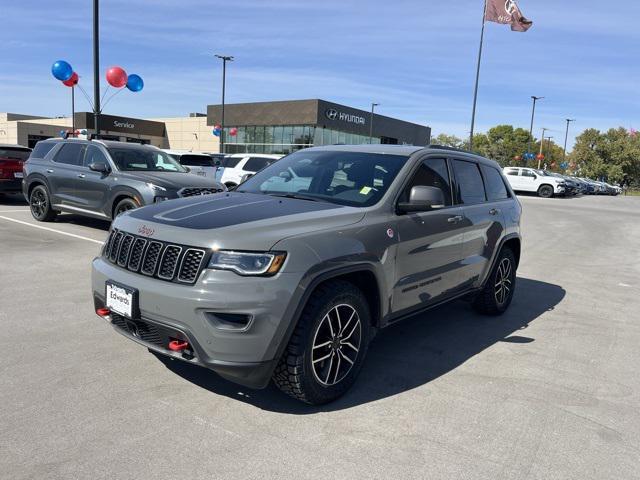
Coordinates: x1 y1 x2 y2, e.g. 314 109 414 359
184 166 191 173
397 186 445 213
532 174 537 179
89 162 109 174
240 173 253 183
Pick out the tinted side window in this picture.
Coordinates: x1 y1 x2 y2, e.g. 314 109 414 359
31 142 56 159
224 157 243 168
505 168 519 176
84 145 109 167
180 155 212 167
401 157 452 206
244 157 271 172
452 160 486 204
521 169 536 178
53 143 85 166
481 165 509 201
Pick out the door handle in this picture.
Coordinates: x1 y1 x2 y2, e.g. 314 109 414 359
47 169 54 173
489 208 500 215
447 215 463 223
77 174 86 178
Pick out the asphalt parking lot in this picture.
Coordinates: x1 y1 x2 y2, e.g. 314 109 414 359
1 193 639 480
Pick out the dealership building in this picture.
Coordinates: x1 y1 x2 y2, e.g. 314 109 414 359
1 99 430 154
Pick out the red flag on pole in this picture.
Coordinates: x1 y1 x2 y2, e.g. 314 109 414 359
485 0 533 32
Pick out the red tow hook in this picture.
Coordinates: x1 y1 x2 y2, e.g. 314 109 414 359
96 307 111 317
168 340 189 352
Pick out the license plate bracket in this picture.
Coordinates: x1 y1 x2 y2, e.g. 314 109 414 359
105 281 139 319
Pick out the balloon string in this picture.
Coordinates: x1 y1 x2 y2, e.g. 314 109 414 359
75 84 96 111
100 85 111 105
102 88 126 111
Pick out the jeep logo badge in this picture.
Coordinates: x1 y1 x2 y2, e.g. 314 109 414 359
325 108 338 120
137 225 155 237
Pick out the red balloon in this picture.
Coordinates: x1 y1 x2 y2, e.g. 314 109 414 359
229 127 238 136
514 155 522 161
62 72 79 87
214 124 222 131
536 153 545 160
106 66 128 88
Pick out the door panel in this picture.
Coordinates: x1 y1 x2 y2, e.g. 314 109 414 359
458 203 505 289
49 143 86 206
73 145 110 212
393 207 466 312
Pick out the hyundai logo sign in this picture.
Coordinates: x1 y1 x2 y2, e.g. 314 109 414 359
324 108 366 125
325 108 338 120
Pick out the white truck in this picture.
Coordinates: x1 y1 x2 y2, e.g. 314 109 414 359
503 167 566 198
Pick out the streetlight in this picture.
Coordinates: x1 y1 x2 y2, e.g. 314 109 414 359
528 96 543 155
369 102 379 144
214 54 234 154
537 127 548 169
563 118 576 163
93 0 100 137
545 136 554 168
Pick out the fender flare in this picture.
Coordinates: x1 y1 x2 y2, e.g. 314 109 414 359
480 233 521 288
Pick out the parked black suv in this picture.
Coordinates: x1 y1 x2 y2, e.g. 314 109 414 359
23 139 226 222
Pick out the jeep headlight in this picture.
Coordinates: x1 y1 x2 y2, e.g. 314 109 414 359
208 251 286 276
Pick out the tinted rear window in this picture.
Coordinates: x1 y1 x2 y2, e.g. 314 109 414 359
31 142 56 159
53 143 86 166
223 157 243 168
452 160 486 204
481 165 509 201
243 157 272 172
0 147 32 161
179 154 213 167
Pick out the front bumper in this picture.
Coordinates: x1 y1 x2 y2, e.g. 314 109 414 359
0 178 23 193
92 256 304 388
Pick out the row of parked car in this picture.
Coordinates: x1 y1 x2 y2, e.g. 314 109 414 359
502 166 622 198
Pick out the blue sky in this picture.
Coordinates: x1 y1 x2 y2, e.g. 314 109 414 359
1 0 638 147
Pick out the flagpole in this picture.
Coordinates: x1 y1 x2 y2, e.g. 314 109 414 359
469 0 487 151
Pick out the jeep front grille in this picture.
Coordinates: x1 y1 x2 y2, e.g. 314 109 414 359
103 229 209 284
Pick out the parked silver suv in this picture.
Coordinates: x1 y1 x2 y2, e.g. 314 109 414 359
23 138 225 222
92 145 522 404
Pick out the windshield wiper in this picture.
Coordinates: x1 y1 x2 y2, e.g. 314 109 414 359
267 193 322 202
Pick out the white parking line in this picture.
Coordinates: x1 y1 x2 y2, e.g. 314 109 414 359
0 215 104 245
0 209 29 213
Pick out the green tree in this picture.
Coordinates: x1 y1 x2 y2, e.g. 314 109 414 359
432 133 464 148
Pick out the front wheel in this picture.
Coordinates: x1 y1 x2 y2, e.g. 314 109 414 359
537 184 554 198
273 280 372 405
113 197 139 218
473 247 516 315
29 185 57 222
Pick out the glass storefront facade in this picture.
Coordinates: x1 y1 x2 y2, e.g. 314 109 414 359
222 124 380 154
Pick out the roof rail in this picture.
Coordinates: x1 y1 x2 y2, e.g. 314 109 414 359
426 144 476 154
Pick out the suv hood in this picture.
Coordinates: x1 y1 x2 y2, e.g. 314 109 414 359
117 171 221 189
117 192 365 250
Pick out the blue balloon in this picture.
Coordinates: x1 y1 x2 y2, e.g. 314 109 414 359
212 128 221 136
126 74 144 92
59 130 66 138
52 60 73 81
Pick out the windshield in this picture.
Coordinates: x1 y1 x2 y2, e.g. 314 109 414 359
237 150 408 207
109 148 188 172
0 147 31 161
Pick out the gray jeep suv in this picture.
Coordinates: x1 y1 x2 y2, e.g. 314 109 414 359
23 139 225 222
92 145 522 404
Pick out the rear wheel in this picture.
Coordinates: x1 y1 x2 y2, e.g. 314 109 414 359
273 280 372 405
113 197 138 218
537 184 554 198
29 185 57 222
473 247 516 315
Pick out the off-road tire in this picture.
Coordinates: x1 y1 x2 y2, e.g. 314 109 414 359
537 184 554 198
273 280 372 405
29 185 58 222
473 247 516 316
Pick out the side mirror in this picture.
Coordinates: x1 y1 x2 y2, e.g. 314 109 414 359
240 173 253 183
397 186 445 213
184 166 192 173
89 162 109 174
532 174 537 179
213 159 222 167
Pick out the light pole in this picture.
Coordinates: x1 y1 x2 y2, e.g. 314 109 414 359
528 96 543 155
369 103 379 144
545 136 554 167
563 118 575 163
537 127 548 169
93 0 100 137
215 54 233 154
